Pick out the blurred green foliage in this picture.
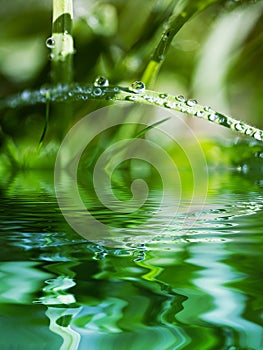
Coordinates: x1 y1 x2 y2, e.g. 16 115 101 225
0 0 263 169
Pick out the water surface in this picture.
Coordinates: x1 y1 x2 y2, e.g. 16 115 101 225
0 169 262 350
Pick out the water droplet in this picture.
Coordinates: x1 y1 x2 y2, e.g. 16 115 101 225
56 84 65 92
215 112 230 126
219 116 227 125
21 90 30 100
176 95 185 102
254 151 263 158
46 37 55 49
245 128 254 135
208 113 218 122
186 99 197 107
204 106 212 112
253 131 263 141
195 111 205 118
94 75 109 87
234 122 245 132
82 95 89 100
162 33 169 41
159 93 168 99
72 85 82 93
113 87 120 92
92 87 102 96
129 81 146 93
83 86 93 94
164 101 175 109
40 87 49 96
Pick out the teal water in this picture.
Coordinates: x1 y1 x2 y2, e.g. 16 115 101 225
0 169 263 350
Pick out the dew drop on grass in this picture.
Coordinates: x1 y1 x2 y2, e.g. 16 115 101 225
245 128 254 135
195 111 205 118
186 99 197 107
46 37 55 49
163 101 175 109
176 95 185 102
21 90 31 101
208 113 218 122
162 33 169 41
234 123 245 132
159 93 168 99
204 106 212 112
254 151 263 159
94 75 109 87
129 81 146 93
253 131 263 141
40 86 49 96
214 112 231 126
83 86 92 94
93 87 102 96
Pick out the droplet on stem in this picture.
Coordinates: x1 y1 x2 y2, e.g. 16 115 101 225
253 131 263 141
129 81 146 93
92 87 102 96
94 75 109 87
234 123 245 132
46 37 55 49
159 93 168 99
186 99 197 107
195 111 205 118
208 113 218 122
175 95 186 102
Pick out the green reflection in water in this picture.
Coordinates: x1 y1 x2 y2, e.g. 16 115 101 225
0 169 262 349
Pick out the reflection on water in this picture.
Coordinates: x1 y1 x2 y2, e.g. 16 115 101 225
0 170 263 350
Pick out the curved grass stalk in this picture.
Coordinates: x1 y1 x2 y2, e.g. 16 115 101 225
1 83 263 142
142 0 218 87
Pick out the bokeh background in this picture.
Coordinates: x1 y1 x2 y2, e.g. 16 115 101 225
0 0 263 168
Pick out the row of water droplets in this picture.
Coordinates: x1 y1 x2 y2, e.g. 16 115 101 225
2 75 263 142
84 76 263 142
5 76 115 107
4 78 147 107
8 76 140 105
123 81 263 142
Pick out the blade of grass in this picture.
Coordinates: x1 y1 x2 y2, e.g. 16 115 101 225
38 101 50 147
141 0 218 88
134 117 171 139
2 83 263 143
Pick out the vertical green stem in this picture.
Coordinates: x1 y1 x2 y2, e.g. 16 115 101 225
51 0 74 84
49 0 74 140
